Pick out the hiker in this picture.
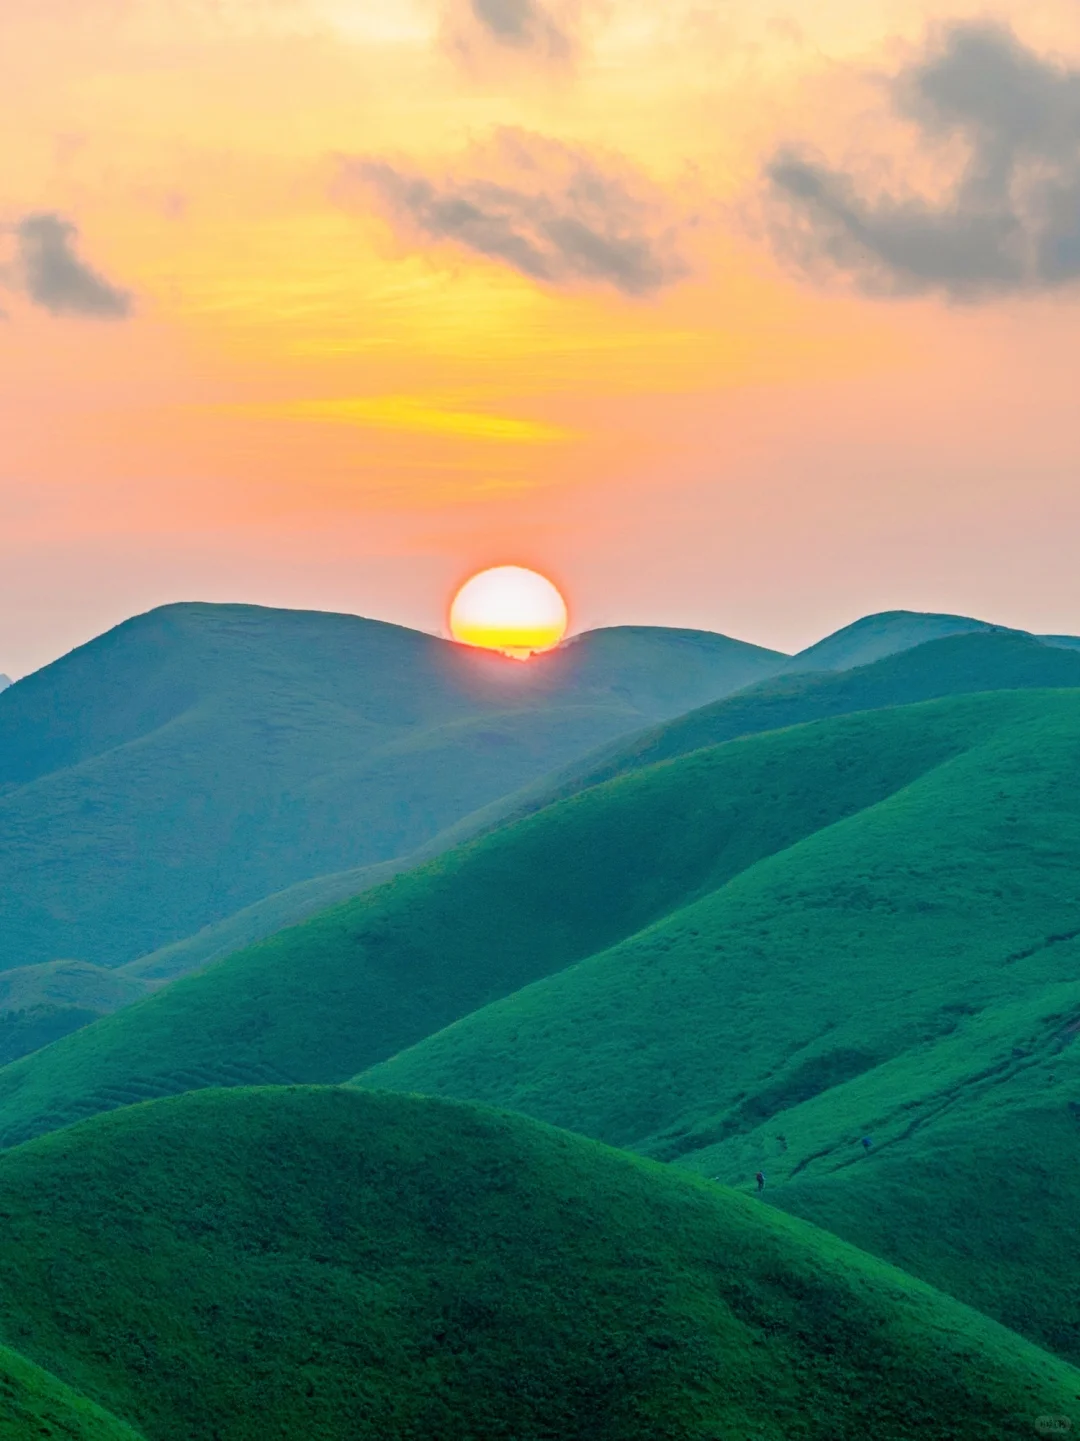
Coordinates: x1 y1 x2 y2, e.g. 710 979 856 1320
861 1136 873 1152
755 1171 766 1194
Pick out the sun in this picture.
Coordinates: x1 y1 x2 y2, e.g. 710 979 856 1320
449 566 569 659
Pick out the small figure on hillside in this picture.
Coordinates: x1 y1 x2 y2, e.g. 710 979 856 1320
861 1136 873 1152
755 1171 766 1195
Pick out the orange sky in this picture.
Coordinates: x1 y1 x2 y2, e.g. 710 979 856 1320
2 0 1079 674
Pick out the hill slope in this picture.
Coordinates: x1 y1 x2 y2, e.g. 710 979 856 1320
782 609 1010 672
460 629 1080 834
0 1343 145 1440
0 603 783 970
0 960 150 1067
0 699 988 1149
0 1085 1075 1441
121 627 1080 986
358 688 1080 1360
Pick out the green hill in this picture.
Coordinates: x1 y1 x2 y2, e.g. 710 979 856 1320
781 609 1011 672
0 1086 1075 1441
0 960 150 1067
120 858 404 983
8 686 1080 1363
0 1342 145 1440
0 602 783 970
122 627 1080 986
357 687 1080 1360
479 629 1080 828
0 698 987 1149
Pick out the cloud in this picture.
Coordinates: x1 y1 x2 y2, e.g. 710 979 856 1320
339 129 689 297
766 23 1080 299
470 0 569 52
443 0 576 64
13 213 132 318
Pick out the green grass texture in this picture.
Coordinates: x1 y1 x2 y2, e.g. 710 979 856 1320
0 602 782 970
0 1341 145 1440
0 1085 1076 1441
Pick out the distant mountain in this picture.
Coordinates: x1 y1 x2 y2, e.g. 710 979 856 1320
783 609 1013 673
0 602 783 970
0 959 150 1067
0 1086 1073 1441
0 674 11 693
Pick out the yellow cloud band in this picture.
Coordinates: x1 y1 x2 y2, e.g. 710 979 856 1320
221 397 575 444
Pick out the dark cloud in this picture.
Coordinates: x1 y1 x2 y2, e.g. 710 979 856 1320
342 130 688 297
443 0 575 63
470 0 569 54
766 23 1080 298
15 213 132 318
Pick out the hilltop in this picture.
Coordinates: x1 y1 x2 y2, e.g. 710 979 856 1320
781 609 1010 672
0 602 782 970
0 1085 1075 1441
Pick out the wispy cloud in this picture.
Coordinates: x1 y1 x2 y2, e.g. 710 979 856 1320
338 129 689 298
766 23 1080 300
5 213 132 318
221 396 576 444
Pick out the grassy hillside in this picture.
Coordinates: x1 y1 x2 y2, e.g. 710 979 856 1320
123 627 1080 986
0 961 150 1068
0 1343 145 1440
0 1086 1075 1441
482 629 1080 827
359 689 1080 1359
0 700 987 1149
0 603 783 970
121 859 402 983
8 684 1080 1365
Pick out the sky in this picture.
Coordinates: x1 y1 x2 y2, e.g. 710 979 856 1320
2 0 1080 675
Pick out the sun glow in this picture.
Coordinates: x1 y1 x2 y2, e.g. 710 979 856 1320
449 566 569 659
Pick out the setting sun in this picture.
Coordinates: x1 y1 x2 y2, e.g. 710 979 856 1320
449 566 569 659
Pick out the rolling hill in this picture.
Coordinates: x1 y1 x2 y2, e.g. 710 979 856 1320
0 601 783 971
780 609 1009 673
454 627 1080 836
0 961 151 1067
0 1085 1075 1441
120 626 1080 986
6 627 1080 1367
0 697 991 1150
356 687 1080 1360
